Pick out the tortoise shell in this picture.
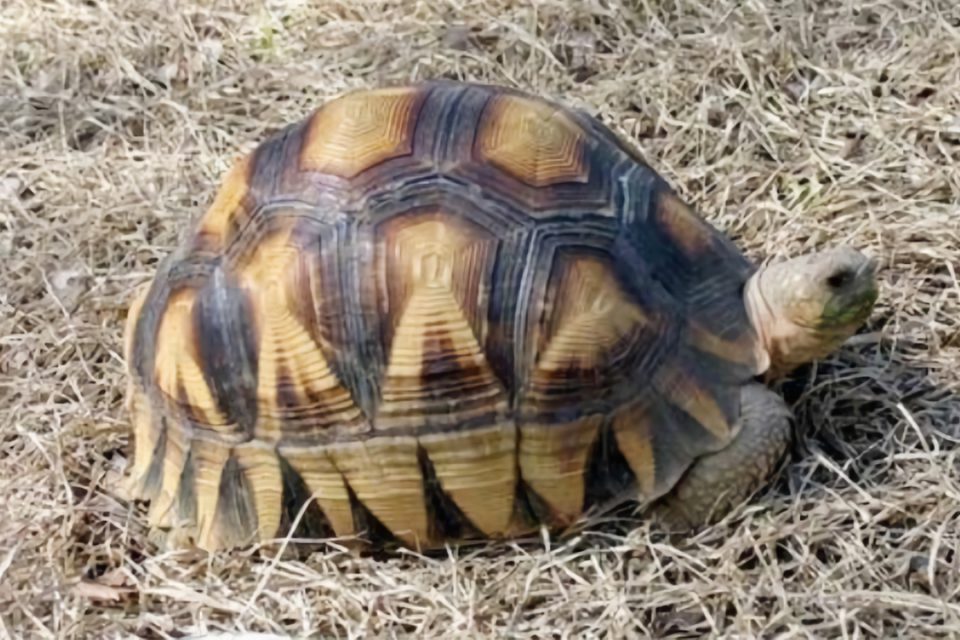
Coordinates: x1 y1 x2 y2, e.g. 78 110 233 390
123 81 767 551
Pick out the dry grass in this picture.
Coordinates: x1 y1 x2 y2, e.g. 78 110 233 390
2 0 960 637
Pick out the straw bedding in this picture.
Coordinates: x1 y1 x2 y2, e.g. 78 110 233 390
1 0 959 637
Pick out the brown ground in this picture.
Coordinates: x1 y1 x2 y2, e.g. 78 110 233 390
2 0 960 637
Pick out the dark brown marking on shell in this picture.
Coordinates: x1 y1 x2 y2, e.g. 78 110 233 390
376 341 506 433
176 447 197 527
138 413 168 500
655 190 715 256
483 231 532 398
216 454 258 548
175 382 201 430
154 287 237 431
500 480 538 535
277 454 335 540
514 480 555 528
265 355 363 444
273 366 302 413
344 482 398 547
432 82 489 165
619 181 758 358
582 418 638 512
416 446 483 541
193 266 260 435
325 219 384 420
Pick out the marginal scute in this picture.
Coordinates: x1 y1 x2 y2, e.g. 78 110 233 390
232 442 284 544
123 283 151 373
125 386 159 497
124 284 160 495
192 437 233 550
476 94 588 187
518 415 603 526
418 424 517 537
610 400 657 498
280 445 356 539
300 86 422 178
153 289 231 430
194 154 252 251
328 437 430 547
653 363 731 440
146 423 189 528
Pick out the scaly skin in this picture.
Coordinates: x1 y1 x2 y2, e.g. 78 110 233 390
651 384 792 528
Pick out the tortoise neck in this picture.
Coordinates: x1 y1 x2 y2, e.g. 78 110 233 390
744 271 779 378
745 269 815 380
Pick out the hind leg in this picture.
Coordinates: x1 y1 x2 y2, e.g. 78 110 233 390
651 384 793 529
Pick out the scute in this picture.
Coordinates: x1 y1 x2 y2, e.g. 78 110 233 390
123 81 765 551
300 86 424 179
475 93 588 187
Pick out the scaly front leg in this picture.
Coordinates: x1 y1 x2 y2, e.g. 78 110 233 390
651 384 793 528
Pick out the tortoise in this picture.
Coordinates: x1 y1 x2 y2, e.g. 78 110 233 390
121 80 878 552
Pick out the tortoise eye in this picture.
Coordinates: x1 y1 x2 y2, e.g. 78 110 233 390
826 269 853 289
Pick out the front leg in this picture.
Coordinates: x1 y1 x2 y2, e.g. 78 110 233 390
651 383 793 529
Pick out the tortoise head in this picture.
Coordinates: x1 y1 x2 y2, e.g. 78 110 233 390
745 246 879 378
